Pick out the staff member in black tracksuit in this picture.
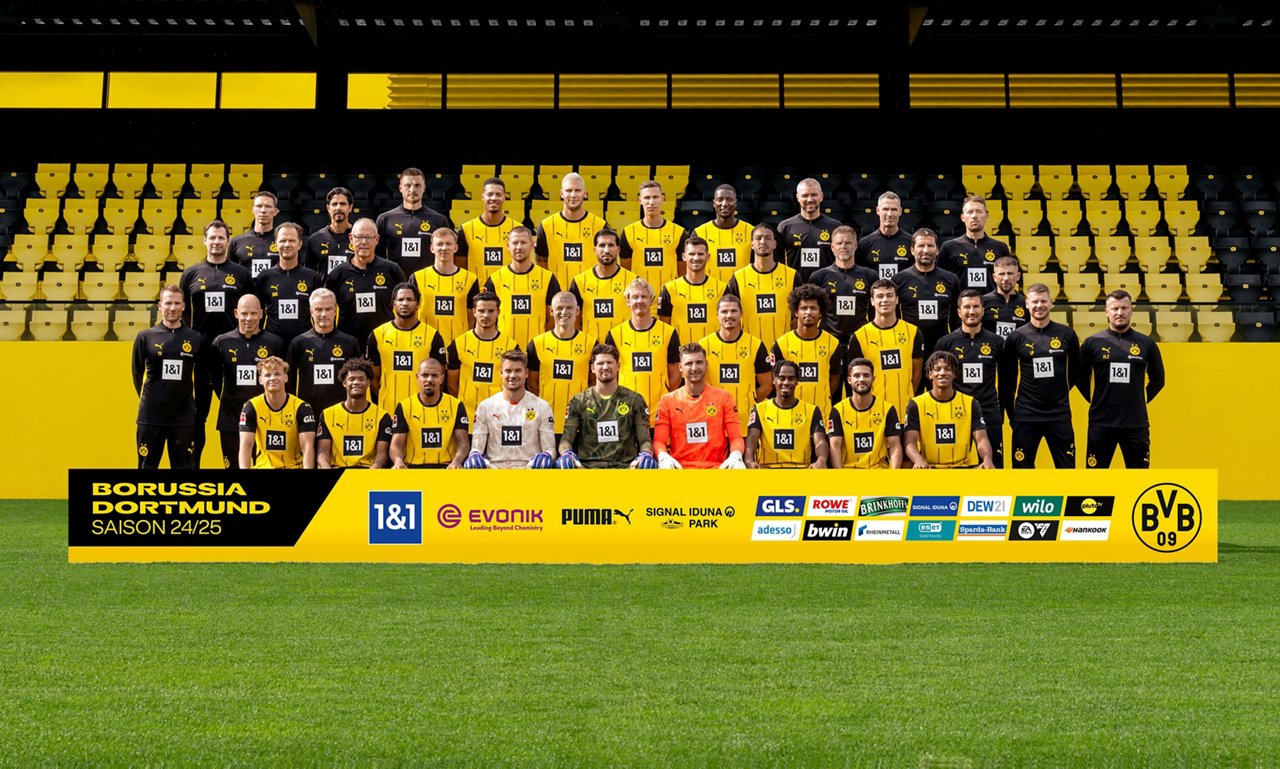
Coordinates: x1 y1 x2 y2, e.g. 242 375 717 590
1003 281 1081 469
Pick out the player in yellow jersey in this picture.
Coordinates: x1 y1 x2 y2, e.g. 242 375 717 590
700 294 773 433
317 358 393 469
390 358 470 468
745 360 828 469
527 291 597 437
484 226 559 348
828 357 903 469
238 356 316 469
606 278 681 427
725 224 799 349
535 172 608 290
659 236 724 346
457 177 516 288
413 227 479 345
903 351 994 469
771 284 843 417
446 290 521 432
847 279 925 420
570 228 637 341
694 184 754 282
367 282 446 410
620 180 687 290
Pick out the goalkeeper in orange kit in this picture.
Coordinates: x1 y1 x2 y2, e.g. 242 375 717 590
652 342 746 469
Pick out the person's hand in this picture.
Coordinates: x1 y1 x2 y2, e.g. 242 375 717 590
631 451 659 469
528 452 554 469
657 451 682 470
556 451 584 469
719 450 746 469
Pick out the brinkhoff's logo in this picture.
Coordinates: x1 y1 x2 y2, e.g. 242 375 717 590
562 508 632 526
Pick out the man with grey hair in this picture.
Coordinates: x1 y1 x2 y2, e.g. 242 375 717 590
858 191 914 280
777 177 843 283
286 287 362 411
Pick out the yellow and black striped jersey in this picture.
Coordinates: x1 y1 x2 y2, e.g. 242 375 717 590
694 219 754 283
391 393 468 467
748 399 823 468
904 390 985 468
726 262 799 350
318 402 393 468
658 274 725 347
606 318 680 426
828 396 899 469
771 329 843 417
458 215 516 289
446 329 521 432
238 393 317 469
366 319 447 411
413 265 479 346
699 330 771 433
848 319 925 421
620 219 687 291
535 210 608 291
570 266 638 342
527 329 597 434
484 264 560 349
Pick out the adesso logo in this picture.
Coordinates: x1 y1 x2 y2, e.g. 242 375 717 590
806 496 858 517
961 496 1012 517
756 496 805 517
751 520 801 541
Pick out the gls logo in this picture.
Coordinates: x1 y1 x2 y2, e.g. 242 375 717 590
369 490 422 545
756 496 805 517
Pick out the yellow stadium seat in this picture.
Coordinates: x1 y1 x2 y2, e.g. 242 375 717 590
1055 236 1092 273
654 165 690 199
1163 202 1200 238
188 164 225 198
133 234 172 271
40 273 79 302
121 273 161 303
528 200 558 225
1184 276 1223 303
500 165 535 200
1173 236 1211 273
227 163 263 200
102 200 139 234
150 164 186 198
1152 165 1189 200
172 235 203 268
577 165 611 200
1115 165 1151 200
34 163 71 198
61 200 99 234
0 308 25 340
1124 202 1162 236
1144 274 1183 303
28 308 68 341
986 199 1005 231
220 200 252 229
615 165 651 198
1023 272 1060 300
1050 306 1071 327
80 273 121 302
603 200 633 225
962 165 996 198
73 163 111 199
458 164 495 200
23 200 60 234
1037 165 1074 200
1133 236 1172 274
181 200 218 231
112 163 149 199
0 272 40 302
1073 309 1108 337
1093 236 1132 273
1045 202 1083 236
1062 273 1101 303
450 199 481 223
141 199 179 234
10 234 51 271
56 233 94 266
1005 202 1044 237
91 234 130 272
71 308 111 341
1084 200 1122 235
1196 310 1235 342
1014 235 1052 271
536 165 573 197
999 165 1035 201
112 307 154 339
1075 165 1112 200
1155 309 1193 342
1103 274 1142 300
1129 307 1154 333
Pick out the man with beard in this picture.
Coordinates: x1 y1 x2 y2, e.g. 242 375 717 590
893 227 961 356
658 236 724 348
810 224 877 340
827 357 903 469
982 256 1029 339
485 225 560 348
699 294 772 434
390 358 469 469
771 284 842 418
306 186 356 279
464 349 557 469
570 228 637 342
847 279 925 421
620 180 687 291
725 224 799 350
939 195 1011 293
376 166 451 277
903 351 994 469
936 289 1009 467
1004 283 1080 469
132 285 203 468
556 344 657 469
457 176 515 289
446 290 520 431
652 343 746 469
366 282 446 409
778 177 842 283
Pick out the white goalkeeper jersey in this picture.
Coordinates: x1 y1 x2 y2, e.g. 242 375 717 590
471 390 557 468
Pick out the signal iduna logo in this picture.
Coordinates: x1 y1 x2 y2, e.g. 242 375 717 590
806 496 858 517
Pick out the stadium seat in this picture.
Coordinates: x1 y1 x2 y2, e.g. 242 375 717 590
1232 168 1268 199
61 200 99 234
1006 202 1044 236
928 200 961 236
0 308 24 340
998 165 1035 202
1129 306 1155 333
0 197 19 233
1073 309 1109 337
924 173 958 200
1103 274 1142 300
536 165 572 196
1254 237 1280 272
1196 310 1236 342
604 201 635 225
28 308 68 341
220 200 252 228
1084 200 1122 235
1125 202 1163 236
133 234 172 271
1184 275 1223 303
576 165 611 201
23 200 59 234
0 171 31 198
528 200 558 225
34 163 71 198
1055 236 1091 273
102 200 140 234
459 165 495 200
39 273 77 302
846 172 878 201
1190 169 1226 200
654 166 689 200
1173 236 1211 272
1202 201 1239 237
140 199 179 234
898 200 924 231
1133 236 1172 274
70 308 110 341
1212 236 1252 271
1075 165 1113 200
120 274 161 303
1163 202 1200 237
961 165 996 199
1037 165 1074 200
188 164 225 198
0 272 39 302
90 234 130 272
1022 271 1058 298
1062 273 1101 303
150 164 186 199
172 235 203 268
1144 274 1183 303
180 200 217 232
986 199 1005 232
688 173 720 201
112 307 154 339
1237 309 1278 342
450 200 481 223
228 163 264 200
1244 201 1278 236
10 234 51 271
614 165 652 197
501 165 535 200
1046 202 1083 236
1050 306 1071 327
1014 236 1052 272
111 163 148 199
1155 309 1193 342
882 172 916 200
1094 236 1133 273
1153 165 1190 200
80 273 121 303
72 163 110 200
1224 273 1264 303
1115 165 1152 200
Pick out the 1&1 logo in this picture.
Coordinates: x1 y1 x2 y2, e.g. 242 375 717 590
1132 483 1202 553
369 491 423 544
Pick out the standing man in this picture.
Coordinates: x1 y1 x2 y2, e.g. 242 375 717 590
771 284 843 418
1004 283 1080 469
858 192 914 279
658 236 724 348
810 224 877 341
131 285 202 469
847 279 925 421
570 228 637 342
694 184 754 282
778 177 842 283
902 351 994 469
254 222 321 348
366 282 446 410
893 227 961 356
208 294 285 469
535 172 608 291
237 356 316 470
745 360 829 469
390 358 469 469
828 357 903 470
286 288 362 412
413 227 480 347
1078 289 1165 469
446 290 520 431
605 278 681 427
725 224 799 350
652 343 746 469
326 217 406 344
316 358 393 470
376 166 451 277
699 294 773 434
527 292 597 438
305 186 356 279
936 289 1009 467
485 225 560 348
620 180 687 291
464 349 557 469
457 176 515 290
179 219 252 468
556 344 657 469
230 191 280 278
939 195 1012 293
982 256 1029 339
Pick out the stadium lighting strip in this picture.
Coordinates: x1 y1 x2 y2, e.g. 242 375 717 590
921 18 1209 28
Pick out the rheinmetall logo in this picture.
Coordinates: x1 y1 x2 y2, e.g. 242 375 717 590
859 496 909 517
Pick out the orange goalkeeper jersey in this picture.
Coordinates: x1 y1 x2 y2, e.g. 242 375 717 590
653 385 744 468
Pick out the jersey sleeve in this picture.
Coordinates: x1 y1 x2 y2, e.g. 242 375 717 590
754 342 772 374
470 401 489 454
297 402 317 434
657 286 673 318
652 396 672 452
747 404 761 435
534 223 549 258
903 400 921 434
547 275 562 298
483 276 496 294
316 410 331 441
526 340 542 371
618 229 634 261
569 277 583 303
446 340 461 371
431 331 447 364
454 402 469 433
465 279 480 309
885 405 901 434
239 401 258 433
826 406 843 437
377 412 394 442
561 395 581 448
809 406 824 436
366 332 382 366
391 403 409 434
970 400 986 435
911 326 926 358
725 275 740 298
131 332 147 394
847 334 864 361
538 401 557 454
1146 339 1166 402
666 331 681 364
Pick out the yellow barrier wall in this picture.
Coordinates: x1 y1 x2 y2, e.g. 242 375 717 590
2 342 1275 499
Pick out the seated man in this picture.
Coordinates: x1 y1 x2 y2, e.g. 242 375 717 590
557 344 658 469
745 360 828 469
903 351 994 469
464 349 557 469
316 358 393 469
390 358 470 469
238 356 316 469
828 357 903 469
652 343 745 469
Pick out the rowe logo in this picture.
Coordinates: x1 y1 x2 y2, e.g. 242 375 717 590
806 496 858 517
802 521 853 541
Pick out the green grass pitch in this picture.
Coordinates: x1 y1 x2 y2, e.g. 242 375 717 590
1 500 1278 768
